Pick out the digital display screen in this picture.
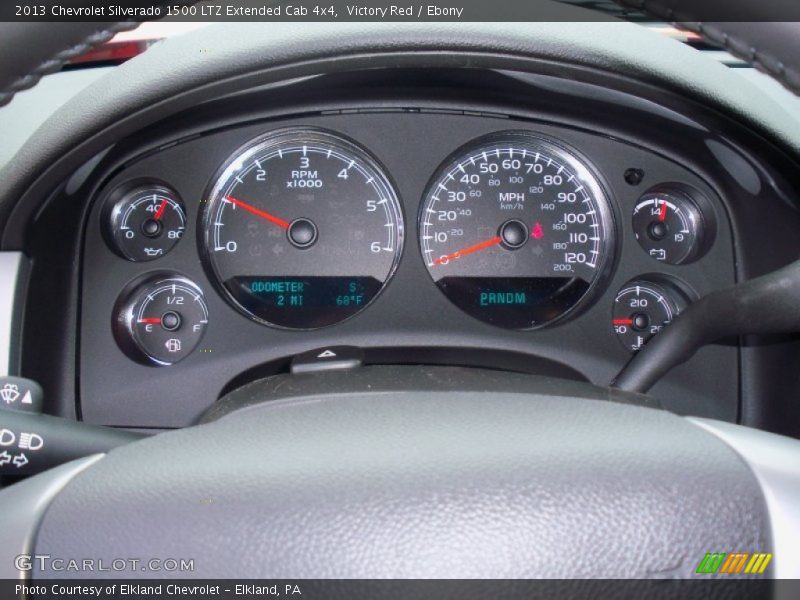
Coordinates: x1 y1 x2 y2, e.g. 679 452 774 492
226 276 382 328
437 277 589 329
479 291 529 306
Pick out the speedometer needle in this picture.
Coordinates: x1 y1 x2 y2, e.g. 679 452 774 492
225 195 290 230
431 235 502 266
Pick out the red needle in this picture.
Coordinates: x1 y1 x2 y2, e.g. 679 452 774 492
432 235 502 266
225 195 290 230
658 202 668 222
612 319 634 326
153 200 168 221
138 318 161 324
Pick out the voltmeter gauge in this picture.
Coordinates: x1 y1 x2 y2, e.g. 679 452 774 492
106 184 186 261
114 275 208 366
612 279 689 353
632 186 707 265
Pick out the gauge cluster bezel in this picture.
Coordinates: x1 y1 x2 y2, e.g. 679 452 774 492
48 68 775 430
77 108 736 426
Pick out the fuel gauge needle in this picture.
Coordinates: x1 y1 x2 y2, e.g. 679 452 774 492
138 318 161 324
225 195 290 230
431 235 502 266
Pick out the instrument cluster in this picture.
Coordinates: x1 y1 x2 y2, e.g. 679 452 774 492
70 87 746 430
100 125 717 365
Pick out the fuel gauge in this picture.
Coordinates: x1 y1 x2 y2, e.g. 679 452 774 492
632 186 707 265
114 274 208 366
107 184 186 261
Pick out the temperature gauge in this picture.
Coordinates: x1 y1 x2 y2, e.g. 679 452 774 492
612 279 689 353
114 274 208 366
106 184 186 261
632 186 707 265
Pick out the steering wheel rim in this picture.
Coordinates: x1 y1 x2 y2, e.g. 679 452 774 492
1 9 800 582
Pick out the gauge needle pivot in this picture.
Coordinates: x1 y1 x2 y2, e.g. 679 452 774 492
225 195 290 230
432 235 502 266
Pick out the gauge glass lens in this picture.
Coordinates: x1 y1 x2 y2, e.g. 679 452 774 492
115 275 208 366
632 189 703 264
108 185 186 261
612 280 685 353
202 128 403 328
420 133 614 329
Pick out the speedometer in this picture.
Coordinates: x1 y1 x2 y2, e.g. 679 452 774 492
420 132 614 329
201 128 403 329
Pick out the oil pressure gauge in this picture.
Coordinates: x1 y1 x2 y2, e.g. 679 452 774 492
114 274 208 366
632 186 709 265
106 183 186 261
612 279 690 353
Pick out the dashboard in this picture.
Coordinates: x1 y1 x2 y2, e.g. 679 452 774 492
16 68 800 431
5 17 800 584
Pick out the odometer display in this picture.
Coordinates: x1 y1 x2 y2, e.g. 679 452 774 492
420 133 614 329
202 128 403 329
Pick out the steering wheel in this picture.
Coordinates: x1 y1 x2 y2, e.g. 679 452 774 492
1 2 800 583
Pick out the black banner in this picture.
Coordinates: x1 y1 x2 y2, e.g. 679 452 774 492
1 579 793 600
4 0 800 23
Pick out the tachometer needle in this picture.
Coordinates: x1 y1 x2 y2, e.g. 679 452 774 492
153 200 168 221
658 202 668 222
431 235 502 266
225 195 290 230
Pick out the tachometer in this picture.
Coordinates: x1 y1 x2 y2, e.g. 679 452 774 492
201 128 403 329
420 133 614 329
